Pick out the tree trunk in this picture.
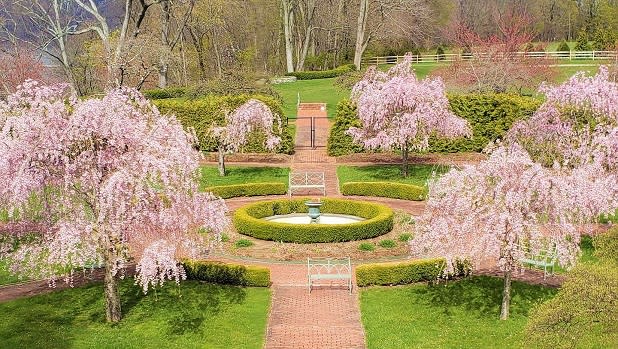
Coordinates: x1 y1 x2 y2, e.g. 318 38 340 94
282 0 295 73
402 145 409 177
500 269 512 320
218 147 226 176
353 0 369 70
295 0 316 71
104 251 122 323
158 62 168 89
187 28 207 81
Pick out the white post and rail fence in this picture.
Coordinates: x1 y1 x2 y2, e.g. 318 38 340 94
362 50 618 66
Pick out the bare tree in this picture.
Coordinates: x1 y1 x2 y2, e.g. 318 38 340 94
156 0 194 88
353 0 432 69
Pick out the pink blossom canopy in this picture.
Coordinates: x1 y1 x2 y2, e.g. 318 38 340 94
0 81 228 292
211 99 282 152
508 66 618 170
348 53 471 152
412 143 617 274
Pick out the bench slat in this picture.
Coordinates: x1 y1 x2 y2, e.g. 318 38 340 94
307 257 352 294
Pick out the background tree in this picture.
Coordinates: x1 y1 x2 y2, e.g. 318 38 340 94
0 48 50 94
353 0 432 69
211 99 282 176
347 54 470 176
0 82 228 323
441 6 556 94
411 143 617 320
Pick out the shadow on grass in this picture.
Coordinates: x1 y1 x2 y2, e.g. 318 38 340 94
0 279 248 348
0 282 103 349
413 276 557 318
117 280 248 336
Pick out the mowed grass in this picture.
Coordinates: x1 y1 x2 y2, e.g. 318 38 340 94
272 78 350 119
271 61 610 122
0 280 271 349
337 164 449 188
199 166 289 189
360 276 558 349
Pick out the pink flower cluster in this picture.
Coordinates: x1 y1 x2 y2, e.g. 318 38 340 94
211 99 282 152
348 53 471 152
413 144 617 275
508 66 618 170
0 80 229 292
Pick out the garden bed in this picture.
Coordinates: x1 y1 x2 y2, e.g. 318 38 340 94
222 211 414 260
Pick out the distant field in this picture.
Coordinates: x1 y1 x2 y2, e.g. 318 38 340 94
272 78 350 119
271 59 611 122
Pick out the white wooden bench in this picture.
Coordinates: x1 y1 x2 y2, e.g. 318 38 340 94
307 257 352 294
289 172 325 196
518 244 558 279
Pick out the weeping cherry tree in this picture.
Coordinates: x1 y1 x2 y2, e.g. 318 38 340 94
412 144 617 320
211 99 281 176
0 81 228 323
347 53 471 176
508 66 618 171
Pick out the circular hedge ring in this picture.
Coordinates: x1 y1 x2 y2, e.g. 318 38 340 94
232 198 394 243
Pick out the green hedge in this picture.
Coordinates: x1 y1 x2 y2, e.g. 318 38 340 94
205 182 287 199
183 260 270 287
327 94 541 156
327 100 364 156
143 87 187 100
285 64 356 80
340 182 426 201
154 94 294 154
233 198 394 243
356 259 446 287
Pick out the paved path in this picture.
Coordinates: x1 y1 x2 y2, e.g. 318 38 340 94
264 264 366 349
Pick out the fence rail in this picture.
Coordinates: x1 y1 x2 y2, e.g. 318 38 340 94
362 50 618 66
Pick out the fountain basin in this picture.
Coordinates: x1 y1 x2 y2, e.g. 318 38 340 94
264 213 365 225
233 198 394 243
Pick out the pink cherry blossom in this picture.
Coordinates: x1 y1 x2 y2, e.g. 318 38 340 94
508 66 618 170
347 53 470 175
412 143 617 319
211 99 281 176
0 81 228 321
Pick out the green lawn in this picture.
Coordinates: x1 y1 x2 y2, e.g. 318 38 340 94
272 78 350 119
271 60 611 121
199 166 289 189
360 276 558 349
337 164 449 188
0 280 271 349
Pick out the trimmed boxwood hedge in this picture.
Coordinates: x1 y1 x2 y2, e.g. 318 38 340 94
233 198 394 243
143 86 187 100
340 182 426 201
154 94 294 154
183 260 270 287
328 94 541 156
285 64 356 80
356 258 446 286
205 182 287 199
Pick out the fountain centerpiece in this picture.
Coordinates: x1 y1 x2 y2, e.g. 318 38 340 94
305 199 323 223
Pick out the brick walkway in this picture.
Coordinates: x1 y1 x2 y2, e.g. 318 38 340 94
264 264 366 349
259 103 366 348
